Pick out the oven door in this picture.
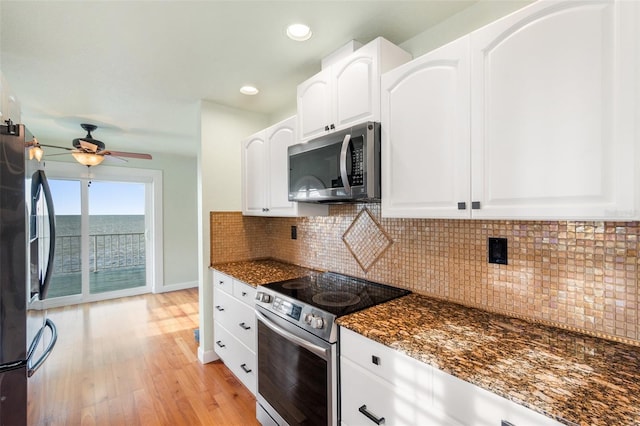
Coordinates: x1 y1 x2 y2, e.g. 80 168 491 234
255 307 337 426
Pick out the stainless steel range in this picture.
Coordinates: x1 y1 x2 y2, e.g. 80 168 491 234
254 271 410 426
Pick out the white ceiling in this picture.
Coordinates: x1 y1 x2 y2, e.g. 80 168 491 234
0 1 480 158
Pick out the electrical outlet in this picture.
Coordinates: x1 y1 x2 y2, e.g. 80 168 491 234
488 237 507 264
291 225 297 240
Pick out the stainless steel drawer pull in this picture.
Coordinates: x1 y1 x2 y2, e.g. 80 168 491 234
359 405 385 425
215 340 225 348
240 363 252 373
215 305 224 311
239 322 251 330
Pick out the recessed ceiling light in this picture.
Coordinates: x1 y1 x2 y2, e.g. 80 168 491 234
286 23 312 41
240 85 259 95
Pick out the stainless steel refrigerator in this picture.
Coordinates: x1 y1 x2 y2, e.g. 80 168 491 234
0 121 57 425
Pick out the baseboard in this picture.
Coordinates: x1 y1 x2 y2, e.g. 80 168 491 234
198 346 220 364
155 280 198 293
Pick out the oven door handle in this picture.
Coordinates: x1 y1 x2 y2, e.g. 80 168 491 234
256 310 329 359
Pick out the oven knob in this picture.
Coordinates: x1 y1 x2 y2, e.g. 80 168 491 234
311 316 324 329
255 292 272 303
304 314 324 329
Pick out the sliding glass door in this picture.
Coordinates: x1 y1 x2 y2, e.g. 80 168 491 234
41 163 161 307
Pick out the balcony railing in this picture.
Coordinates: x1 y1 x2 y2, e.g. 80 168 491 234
54 233 146 274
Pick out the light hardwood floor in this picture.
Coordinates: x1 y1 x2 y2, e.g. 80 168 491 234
28 288 260 425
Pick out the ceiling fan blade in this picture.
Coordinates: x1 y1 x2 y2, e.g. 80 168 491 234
103 154 128 163
103 151 152 160
40 144 74 151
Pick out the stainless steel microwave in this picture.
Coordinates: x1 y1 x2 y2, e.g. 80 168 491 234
288 121 380 203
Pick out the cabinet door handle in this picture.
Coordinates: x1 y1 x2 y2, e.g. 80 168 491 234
330 123 335 130
324 125 330 131
215 305 224 311
501 421 516 426
218 280 225 285
242 291 247 297
240 363 252 373
239 322 251 330
371 355 380 365
358 405 385 425
215 340 226 348
457 202 466 210
472 201 481 209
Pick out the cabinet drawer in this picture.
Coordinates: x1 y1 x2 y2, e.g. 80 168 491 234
340 327 428 389
212 270 233 294
213 320 234 361
341 357 459 426
214 322 256 395
213 287 256 352
233 280 256 306
213 287 235 328
233 302 256 352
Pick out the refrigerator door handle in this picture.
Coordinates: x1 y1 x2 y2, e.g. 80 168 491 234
26 318 57 377
30 170 56 300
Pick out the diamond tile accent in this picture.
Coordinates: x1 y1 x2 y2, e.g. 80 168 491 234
342 208 393 272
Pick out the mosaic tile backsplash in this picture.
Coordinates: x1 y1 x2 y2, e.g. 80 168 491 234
210 206 640 345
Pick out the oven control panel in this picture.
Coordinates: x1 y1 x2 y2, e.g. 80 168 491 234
255 289 337 342
272 296 302 321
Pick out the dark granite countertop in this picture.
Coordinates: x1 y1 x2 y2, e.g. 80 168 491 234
211 259 318 287
337 293 640 425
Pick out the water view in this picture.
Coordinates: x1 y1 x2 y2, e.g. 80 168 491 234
49 214 146 298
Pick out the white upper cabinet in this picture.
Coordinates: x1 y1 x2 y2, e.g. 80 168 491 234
382 0 639 220
382 36 471 218
470 0 638 220
297 37 411 142
241 116 328 217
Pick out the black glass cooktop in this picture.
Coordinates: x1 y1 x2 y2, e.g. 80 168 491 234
262 272 410 317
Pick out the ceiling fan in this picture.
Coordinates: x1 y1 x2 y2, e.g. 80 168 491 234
40 123 153 167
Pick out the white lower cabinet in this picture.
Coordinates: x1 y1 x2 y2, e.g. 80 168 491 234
212 270 256 395
340 327 560 426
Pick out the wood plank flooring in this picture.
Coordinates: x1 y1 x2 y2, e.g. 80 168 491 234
28 288 260 425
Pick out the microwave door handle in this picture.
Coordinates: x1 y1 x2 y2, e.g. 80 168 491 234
339 133 351 194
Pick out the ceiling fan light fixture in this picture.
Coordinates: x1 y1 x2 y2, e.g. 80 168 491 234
30 146 44 162
240 85 259 95
286 23 312 41
72 151 105 167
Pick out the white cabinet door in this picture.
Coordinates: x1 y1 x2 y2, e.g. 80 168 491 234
470 0 638 219
265 118 298 215
297 37 411 142
382 0 639 220
297 68 333 141
241 132 267 215
332 42 378 130
241 117 328 217
381 36 471 219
